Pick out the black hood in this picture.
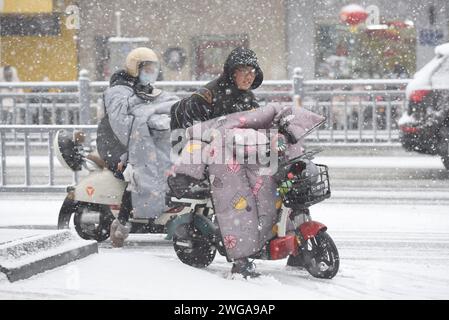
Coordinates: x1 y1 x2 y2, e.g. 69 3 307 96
222 47 263 90
109 69 138 88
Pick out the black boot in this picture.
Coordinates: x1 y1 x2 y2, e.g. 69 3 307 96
231 258 261 279
286 254 306 268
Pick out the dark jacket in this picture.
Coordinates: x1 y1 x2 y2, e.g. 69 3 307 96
170 47 264 129
96 70 135 172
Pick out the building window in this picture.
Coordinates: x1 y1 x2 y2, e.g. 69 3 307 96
192 34 249 80
0 14 61 36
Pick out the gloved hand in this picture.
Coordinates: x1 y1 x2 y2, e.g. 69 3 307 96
116 152 128 172
279 122 297 144
273 108 298 144
135 83 155 101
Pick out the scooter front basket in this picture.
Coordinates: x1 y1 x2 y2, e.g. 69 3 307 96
281 163 331 208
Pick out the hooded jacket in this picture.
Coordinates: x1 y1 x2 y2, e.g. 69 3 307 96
170 47 264 130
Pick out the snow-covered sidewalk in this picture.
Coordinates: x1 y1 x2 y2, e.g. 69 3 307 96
1 194 448 299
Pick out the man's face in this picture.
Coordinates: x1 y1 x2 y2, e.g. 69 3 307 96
233 65 256 90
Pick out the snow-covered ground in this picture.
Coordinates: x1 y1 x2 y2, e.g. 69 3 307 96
1 149 448 299
1 193 448 300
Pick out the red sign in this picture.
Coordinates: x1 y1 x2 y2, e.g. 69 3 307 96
340 4 368 26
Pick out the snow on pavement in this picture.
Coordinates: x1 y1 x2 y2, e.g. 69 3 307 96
1 195 448 300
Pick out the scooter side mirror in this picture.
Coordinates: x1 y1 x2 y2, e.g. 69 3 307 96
54 129 84 171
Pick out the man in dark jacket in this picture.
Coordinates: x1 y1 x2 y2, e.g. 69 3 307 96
170 47 265 278
170 47 263 130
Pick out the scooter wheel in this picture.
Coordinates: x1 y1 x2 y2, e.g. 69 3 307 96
73 202 114 242
57 196 79 229
173 223 216 268
301 231 339 279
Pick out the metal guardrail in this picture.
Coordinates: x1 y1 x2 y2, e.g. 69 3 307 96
0 70 409 138
0 69 410 191
0 78 295 125
0 125 97 192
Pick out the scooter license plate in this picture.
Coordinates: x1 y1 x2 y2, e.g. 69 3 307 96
311 182 325 193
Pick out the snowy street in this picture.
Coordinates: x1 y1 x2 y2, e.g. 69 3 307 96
2 0 449 304
1 149 448 300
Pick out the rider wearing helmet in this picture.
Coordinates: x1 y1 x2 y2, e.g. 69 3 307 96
97 47 177 247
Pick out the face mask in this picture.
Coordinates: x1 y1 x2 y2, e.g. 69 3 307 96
139 71 158 85
138 61 160 85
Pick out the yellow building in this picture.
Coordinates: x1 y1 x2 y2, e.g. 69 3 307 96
0 0 78 81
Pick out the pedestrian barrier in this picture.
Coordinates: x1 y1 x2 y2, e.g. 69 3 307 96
0 69 409 191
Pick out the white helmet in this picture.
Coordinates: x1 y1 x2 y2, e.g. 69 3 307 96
125 47 159 77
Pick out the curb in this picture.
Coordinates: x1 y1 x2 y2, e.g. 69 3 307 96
0 230 98 282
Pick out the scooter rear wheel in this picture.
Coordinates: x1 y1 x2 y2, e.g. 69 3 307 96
302 231 339 279
73 202 114 242
173 223 216 268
